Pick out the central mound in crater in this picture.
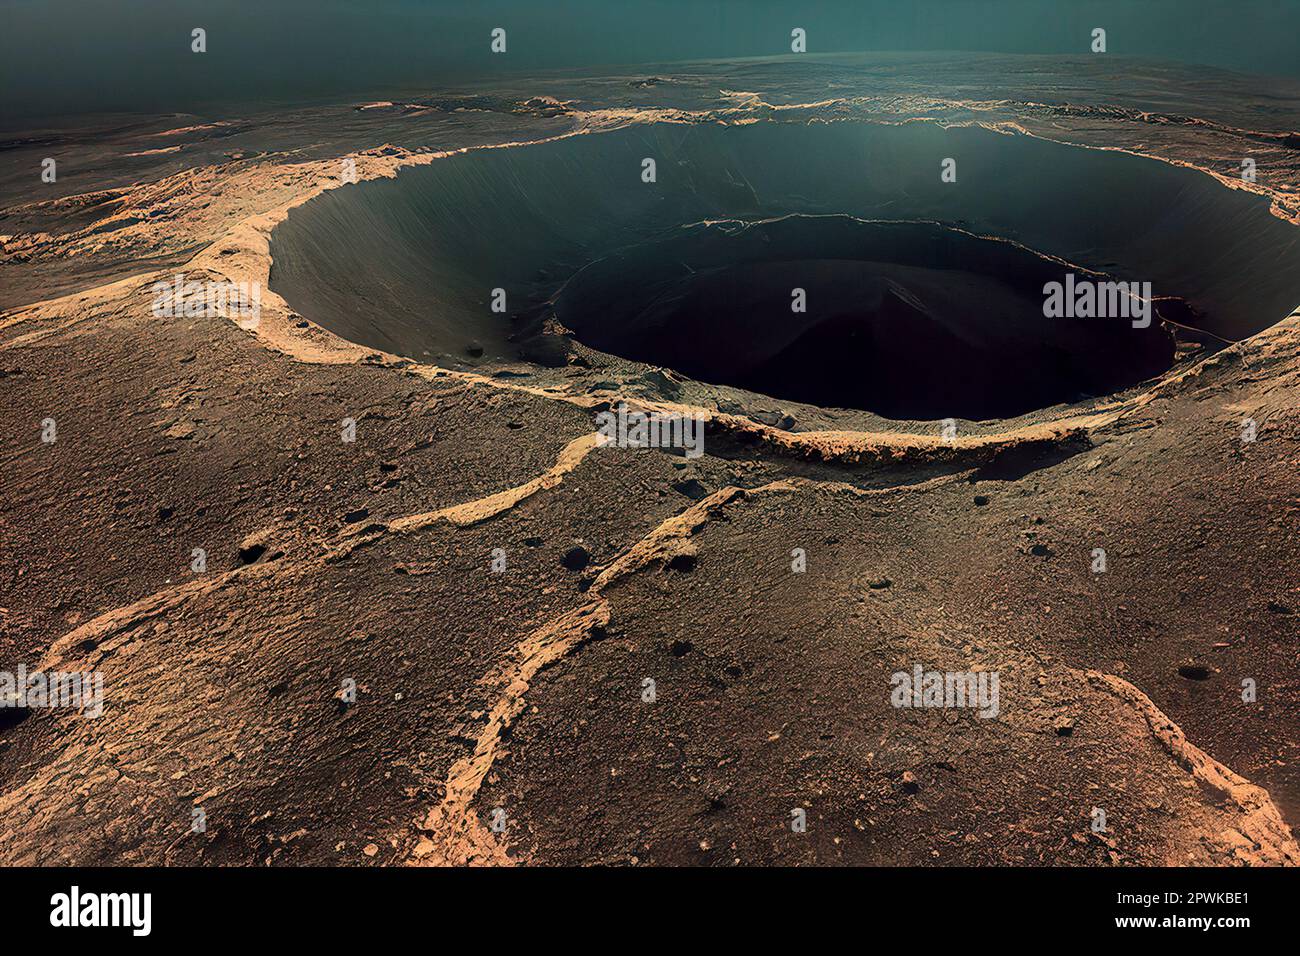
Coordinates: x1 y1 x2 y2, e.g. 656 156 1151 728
270 121 1300 420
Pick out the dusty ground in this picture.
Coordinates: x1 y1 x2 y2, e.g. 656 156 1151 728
1 56 1297 865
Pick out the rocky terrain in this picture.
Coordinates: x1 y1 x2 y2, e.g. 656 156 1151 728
1 54 1297 865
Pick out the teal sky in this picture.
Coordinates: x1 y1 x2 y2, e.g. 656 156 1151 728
2 0 1298 120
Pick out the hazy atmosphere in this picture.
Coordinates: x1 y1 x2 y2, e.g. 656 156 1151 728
2 0 1299 120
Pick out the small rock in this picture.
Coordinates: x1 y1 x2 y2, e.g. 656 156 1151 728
561 546 590 571
164 422 196 440
639 367 683 398
672 478 709 501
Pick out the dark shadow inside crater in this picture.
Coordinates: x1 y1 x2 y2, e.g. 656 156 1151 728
554 216 1174 420
269 120 1300 420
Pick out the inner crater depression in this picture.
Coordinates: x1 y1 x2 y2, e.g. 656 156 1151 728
269 120 1300 420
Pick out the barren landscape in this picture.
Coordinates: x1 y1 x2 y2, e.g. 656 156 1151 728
1 52 1298 867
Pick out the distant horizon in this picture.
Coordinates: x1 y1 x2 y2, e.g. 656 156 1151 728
8 49 1300 131
3 0 1298 121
